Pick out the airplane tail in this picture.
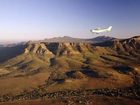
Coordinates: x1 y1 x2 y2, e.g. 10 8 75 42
107 26 112 31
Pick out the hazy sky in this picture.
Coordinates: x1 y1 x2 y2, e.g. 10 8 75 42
0 0 140 41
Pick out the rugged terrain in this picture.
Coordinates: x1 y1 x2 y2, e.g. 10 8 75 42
0 36 140 105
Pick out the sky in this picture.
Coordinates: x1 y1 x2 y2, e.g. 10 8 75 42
0 0 140 41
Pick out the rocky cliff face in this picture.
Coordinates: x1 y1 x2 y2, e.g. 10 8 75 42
111 36 140 55
93 36 140 56
24 43 53 55
24 42 94 56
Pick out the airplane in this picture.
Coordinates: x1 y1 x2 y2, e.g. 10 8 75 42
90 26 112 34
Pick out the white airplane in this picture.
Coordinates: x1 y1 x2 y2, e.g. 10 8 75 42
90 26 112 34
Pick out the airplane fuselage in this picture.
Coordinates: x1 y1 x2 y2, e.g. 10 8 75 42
91 26 112 34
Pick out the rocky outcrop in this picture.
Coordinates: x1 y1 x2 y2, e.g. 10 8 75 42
24 42 93 56
24 43 53 55
112 36 140 54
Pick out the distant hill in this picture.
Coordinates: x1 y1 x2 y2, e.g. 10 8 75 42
43 36 115 43
44 36 84 42
86 35 115 43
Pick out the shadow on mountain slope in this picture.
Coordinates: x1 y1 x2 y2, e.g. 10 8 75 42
113 65 134 74
0 45 25 62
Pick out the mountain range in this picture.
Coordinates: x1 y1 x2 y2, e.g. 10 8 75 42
0 35 140 105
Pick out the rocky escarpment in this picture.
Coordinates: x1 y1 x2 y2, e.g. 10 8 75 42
24 43 53 55
112 36 140 53
24 42 94 56
94 36 140 56
1 36 140 78
5 36 139 59
0 42 96 75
